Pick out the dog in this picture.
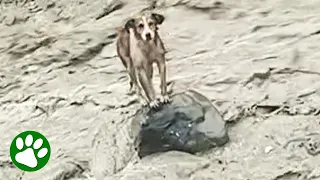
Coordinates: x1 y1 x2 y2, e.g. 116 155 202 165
116 11 169 108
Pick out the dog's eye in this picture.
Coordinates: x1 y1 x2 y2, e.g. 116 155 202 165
138 24 144 28
148 22 154 26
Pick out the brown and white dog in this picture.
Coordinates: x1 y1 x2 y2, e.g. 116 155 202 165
116 11 169 108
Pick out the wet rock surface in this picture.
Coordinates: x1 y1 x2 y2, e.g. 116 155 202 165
134 89 229 158
1 0 320 179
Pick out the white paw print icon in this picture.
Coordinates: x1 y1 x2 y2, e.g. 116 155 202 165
15 134 49 168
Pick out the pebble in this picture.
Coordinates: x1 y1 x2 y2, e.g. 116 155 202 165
264 146 274 154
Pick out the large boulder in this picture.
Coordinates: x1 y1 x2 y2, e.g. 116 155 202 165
132 89 229 158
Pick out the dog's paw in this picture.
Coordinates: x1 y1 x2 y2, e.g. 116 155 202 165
139 98 149 107
126 88 136 95
149 100 160 108
160 95 170 104
126 82 136 95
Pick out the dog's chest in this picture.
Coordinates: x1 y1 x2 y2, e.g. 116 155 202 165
135 41 162 60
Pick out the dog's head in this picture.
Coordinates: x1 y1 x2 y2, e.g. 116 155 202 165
125 12 165 41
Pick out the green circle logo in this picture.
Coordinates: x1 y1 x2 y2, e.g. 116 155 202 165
10 131 51 172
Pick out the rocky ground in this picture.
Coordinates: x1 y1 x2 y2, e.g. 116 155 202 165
1 0 320 179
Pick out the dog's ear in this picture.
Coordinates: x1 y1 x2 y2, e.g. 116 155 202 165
124 19 135 32
152 13 165 25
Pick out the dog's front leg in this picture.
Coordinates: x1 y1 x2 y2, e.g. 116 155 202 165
157 57 170 104
137 66 159 108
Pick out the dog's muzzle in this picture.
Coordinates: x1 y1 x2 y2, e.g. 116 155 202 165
146 33 152 41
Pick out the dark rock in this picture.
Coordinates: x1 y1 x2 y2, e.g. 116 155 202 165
133 89 229 158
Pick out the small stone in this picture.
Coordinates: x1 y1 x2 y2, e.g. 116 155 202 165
4 14 16 26
175 132 180 137
264 146 274 154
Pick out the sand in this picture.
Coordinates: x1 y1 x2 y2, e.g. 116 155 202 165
1 0 320 179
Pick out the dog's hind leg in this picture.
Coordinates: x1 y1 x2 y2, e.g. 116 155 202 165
129 66 148 106
117 53 135 95
126 58 136 94
147 65 153 80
